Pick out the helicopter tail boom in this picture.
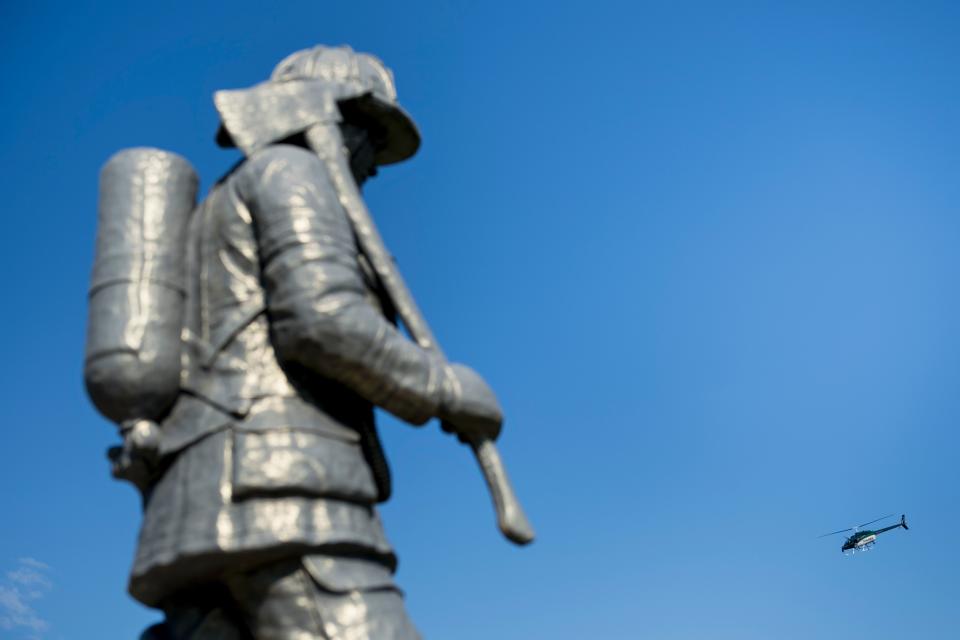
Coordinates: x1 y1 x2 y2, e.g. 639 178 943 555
873 514 909 536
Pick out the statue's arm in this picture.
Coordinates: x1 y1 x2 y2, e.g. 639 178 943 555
236 144 446 425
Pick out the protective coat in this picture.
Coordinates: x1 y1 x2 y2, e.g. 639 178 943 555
129 143 446 606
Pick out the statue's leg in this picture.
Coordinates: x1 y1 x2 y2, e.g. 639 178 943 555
225 555 421 640
140 584 252 640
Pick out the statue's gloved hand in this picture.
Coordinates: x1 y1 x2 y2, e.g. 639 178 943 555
107 419 161 494
438 363 503 443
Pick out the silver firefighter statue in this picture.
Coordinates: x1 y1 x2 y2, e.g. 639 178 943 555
84 45 532 639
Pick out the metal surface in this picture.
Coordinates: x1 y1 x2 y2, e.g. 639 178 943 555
86 44 527 638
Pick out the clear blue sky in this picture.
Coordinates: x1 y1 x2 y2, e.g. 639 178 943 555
1 1 958 638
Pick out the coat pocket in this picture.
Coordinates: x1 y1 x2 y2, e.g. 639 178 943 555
232 429 378 503
302 555 396 593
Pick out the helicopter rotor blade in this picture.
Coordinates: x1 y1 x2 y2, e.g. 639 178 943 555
817 528 853 538
856 514 895 529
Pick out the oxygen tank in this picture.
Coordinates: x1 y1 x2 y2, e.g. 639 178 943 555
84 148 198 426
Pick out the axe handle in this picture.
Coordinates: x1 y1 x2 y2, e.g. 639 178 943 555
467 435 535 545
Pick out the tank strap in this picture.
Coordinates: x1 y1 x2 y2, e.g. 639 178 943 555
201 300 267 369
180 298 266 371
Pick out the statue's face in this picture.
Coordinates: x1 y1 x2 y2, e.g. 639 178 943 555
341 123 379 184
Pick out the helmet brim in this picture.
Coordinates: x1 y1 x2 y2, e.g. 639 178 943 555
340 93 420 165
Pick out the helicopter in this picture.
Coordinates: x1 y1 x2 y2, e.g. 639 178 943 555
818 514 909 554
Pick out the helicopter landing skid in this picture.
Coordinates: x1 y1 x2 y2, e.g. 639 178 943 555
844 543 875 556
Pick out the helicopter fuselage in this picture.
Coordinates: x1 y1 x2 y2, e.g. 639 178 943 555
842 532 877 552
